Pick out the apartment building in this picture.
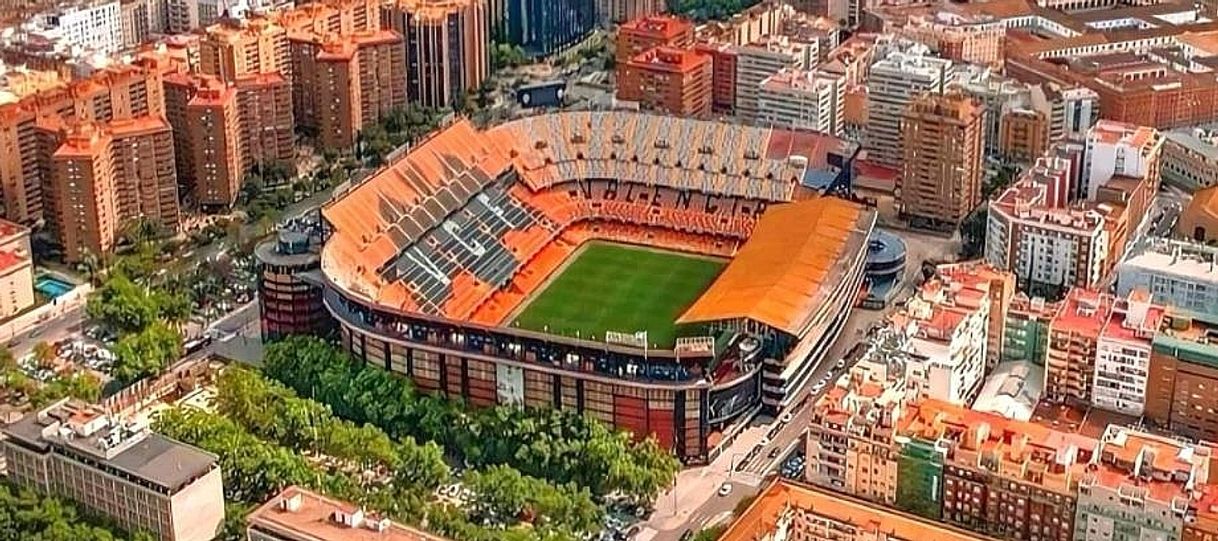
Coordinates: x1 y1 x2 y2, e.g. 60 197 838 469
756 68 843 135
1146 310 1218 442
1161 128 1218 191
985 143 1121 298
1084 120 1162 228
1093 290 1163 416
999 106 1051 163
806 327 912 504
691 43 736 115
185 79 242 209
48 116 179 262
1075 426 1211 541
721 478 997 541
936 261 1015 371
1051 85 1100 143
1001 294 1058 367
597 0 663 25
120 0 151 49
0 220 34 319
198 18 291 84
0 59 165 228
1046 288 1112 405
866 40 954 168
382 0 489 110
166 0 220 33
308 31 408 152
616 15 694 67
1117 238 1218 318
899 91 983 228
2 400 224 541
617 47 712 118
733 36 816 122
895 399 1095 541
31 0 124 55
891 11 1004 69
234 73 295 172
248 486 450 541
891 269 991 406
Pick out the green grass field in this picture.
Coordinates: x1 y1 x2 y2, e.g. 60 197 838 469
512 242 725 348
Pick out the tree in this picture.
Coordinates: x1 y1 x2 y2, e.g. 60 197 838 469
263 337 681 504
692 525 726 541
111 322 182 384
666 0 761 21
0 481 155 541
959 207 988 259
32 341 56 370
31 371 102 407
87 273 162 334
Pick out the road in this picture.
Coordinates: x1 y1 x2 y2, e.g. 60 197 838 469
7 305 86 357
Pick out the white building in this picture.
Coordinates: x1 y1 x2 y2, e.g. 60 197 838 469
1117 238 1218 317
1052 85 1099 142
866 39 954 167
1092 290 1162 416
757 68 843 135
31 0 124 54
892 273 990 405
733 36 816 122
1084 119 1162 201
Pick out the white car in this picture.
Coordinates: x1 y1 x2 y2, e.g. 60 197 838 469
780 412 794 424
835 360 846 370
718 483 733 497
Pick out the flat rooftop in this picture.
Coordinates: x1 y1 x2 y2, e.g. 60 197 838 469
3 400 217 493
721 479 1000 541
248 486 451 541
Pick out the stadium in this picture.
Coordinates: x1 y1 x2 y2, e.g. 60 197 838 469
318 111 877 462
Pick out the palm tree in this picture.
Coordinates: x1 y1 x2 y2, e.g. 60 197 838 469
76 250 102 286
32 341 56 371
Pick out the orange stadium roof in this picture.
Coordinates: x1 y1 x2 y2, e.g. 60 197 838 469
678 197 864 335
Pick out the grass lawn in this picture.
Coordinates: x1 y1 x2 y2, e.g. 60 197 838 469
511 242 725 349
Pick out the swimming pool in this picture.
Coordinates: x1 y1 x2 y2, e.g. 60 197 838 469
35 276 75 299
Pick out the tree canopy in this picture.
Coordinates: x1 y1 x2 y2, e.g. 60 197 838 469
263 337 680 504
666 0 761 21
0 481 155 541
111 322 182 384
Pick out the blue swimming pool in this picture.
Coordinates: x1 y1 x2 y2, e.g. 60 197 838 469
35 276 74 299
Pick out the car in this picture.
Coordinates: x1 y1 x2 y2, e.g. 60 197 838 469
718 483 733 497
780 412 794 424
758 437 770 447
812 382 825 393
835 359 846 370
679 529 694 541
768 447 782 459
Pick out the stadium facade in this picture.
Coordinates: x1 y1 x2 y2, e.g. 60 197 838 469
318 111 875 462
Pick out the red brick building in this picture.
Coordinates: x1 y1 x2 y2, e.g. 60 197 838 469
617 47 712 117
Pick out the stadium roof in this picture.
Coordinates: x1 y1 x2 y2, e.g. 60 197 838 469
321 111 858 321
677 197 865 336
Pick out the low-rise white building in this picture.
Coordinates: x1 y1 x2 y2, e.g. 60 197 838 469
1117 238 1218 317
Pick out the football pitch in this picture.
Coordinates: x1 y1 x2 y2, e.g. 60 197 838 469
511 242 725 349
